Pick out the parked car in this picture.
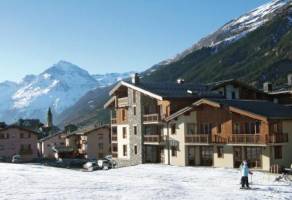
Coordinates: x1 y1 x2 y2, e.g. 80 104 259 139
97 155 117 170
0 156 6 162
12 155 23 163
83 161 99 171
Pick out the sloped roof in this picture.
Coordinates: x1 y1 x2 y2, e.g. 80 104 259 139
209 99 292 119
0 125 39 135
110 80 222 100
166 98 292 121
39 132 65 142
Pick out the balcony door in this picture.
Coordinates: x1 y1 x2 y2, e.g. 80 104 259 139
200 146 213 166
187 146 196 166
233 147 242 168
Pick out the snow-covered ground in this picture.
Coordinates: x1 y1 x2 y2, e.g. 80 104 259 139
0 163 291 200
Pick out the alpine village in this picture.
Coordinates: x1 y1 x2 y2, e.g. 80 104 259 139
1 0 292 199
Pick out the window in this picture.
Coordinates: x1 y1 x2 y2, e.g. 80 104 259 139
273 123 279 133
123 145 127 156
233 123 240 134
274 146 282 159
217 146 224 158
187 123 197 135
171 146 177 157
122 127 127 139
0 133 4 139
112 144 118 152
134 145 138 155
134 126 137 135
250 122 255 134
232 91 236 99
255 122 261 134
133 106 136 116
20 133 24 139
133 90 136 104
98 143 103 151
171 124 176 135
122 109 126 121
6 133 9 139
245 122 250 134
200 123 212 134
245 122 261 134
98 134 103 140
28 133 31 138
217 123 222 134
0 145 4 151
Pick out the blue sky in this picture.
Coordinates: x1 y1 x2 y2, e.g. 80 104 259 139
0 0 270 82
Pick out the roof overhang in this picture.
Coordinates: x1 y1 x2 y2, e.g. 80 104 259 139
166 98 270 123
109 81 163 100
192 98 221 108
104 96 116 109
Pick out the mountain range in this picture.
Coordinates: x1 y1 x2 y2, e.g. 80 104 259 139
0 61 133 124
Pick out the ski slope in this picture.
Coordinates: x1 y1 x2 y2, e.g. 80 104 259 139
0 163 291 200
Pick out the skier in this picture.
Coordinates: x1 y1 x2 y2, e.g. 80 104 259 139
240 160 253 189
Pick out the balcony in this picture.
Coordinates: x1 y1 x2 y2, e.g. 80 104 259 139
227 134 266 144
144 135 161 144
185 134 212 144
268 133 288 144
143 113 160 124
118 97 128 107
185 134 226 144
111 118 117 124
227 133 289 145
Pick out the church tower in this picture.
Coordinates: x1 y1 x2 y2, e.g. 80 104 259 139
47 107 53 128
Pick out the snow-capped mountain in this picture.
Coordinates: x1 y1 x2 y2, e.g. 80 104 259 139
151 0 291 68
0 61 132 123
92 72 135 87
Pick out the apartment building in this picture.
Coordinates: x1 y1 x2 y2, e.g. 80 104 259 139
65 125 111 160
104 74 270 167
164 98 292 171
0 125 38 161
38 132 67 159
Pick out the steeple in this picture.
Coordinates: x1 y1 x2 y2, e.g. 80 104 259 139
47 107 53 128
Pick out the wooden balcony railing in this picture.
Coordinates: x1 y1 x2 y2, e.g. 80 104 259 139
143 113 160 123
185 134 227 144
268 133 288 144
185 134 212 143
144 135 161 143
118 97 128 107
228 134 266 144
111 118 117 124
228 133 289 144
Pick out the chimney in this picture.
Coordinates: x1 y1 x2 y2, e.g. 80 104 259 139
131 73 140 84
263 82 272 93
177 78 185 84
288 74 292 86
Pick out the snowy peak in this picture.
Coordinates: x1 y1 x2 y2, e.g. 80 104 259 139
155 0 291 67
0 61 136 123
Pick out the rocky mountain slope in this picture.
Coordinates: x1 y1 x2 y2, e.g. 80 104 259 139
142 0 292 87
